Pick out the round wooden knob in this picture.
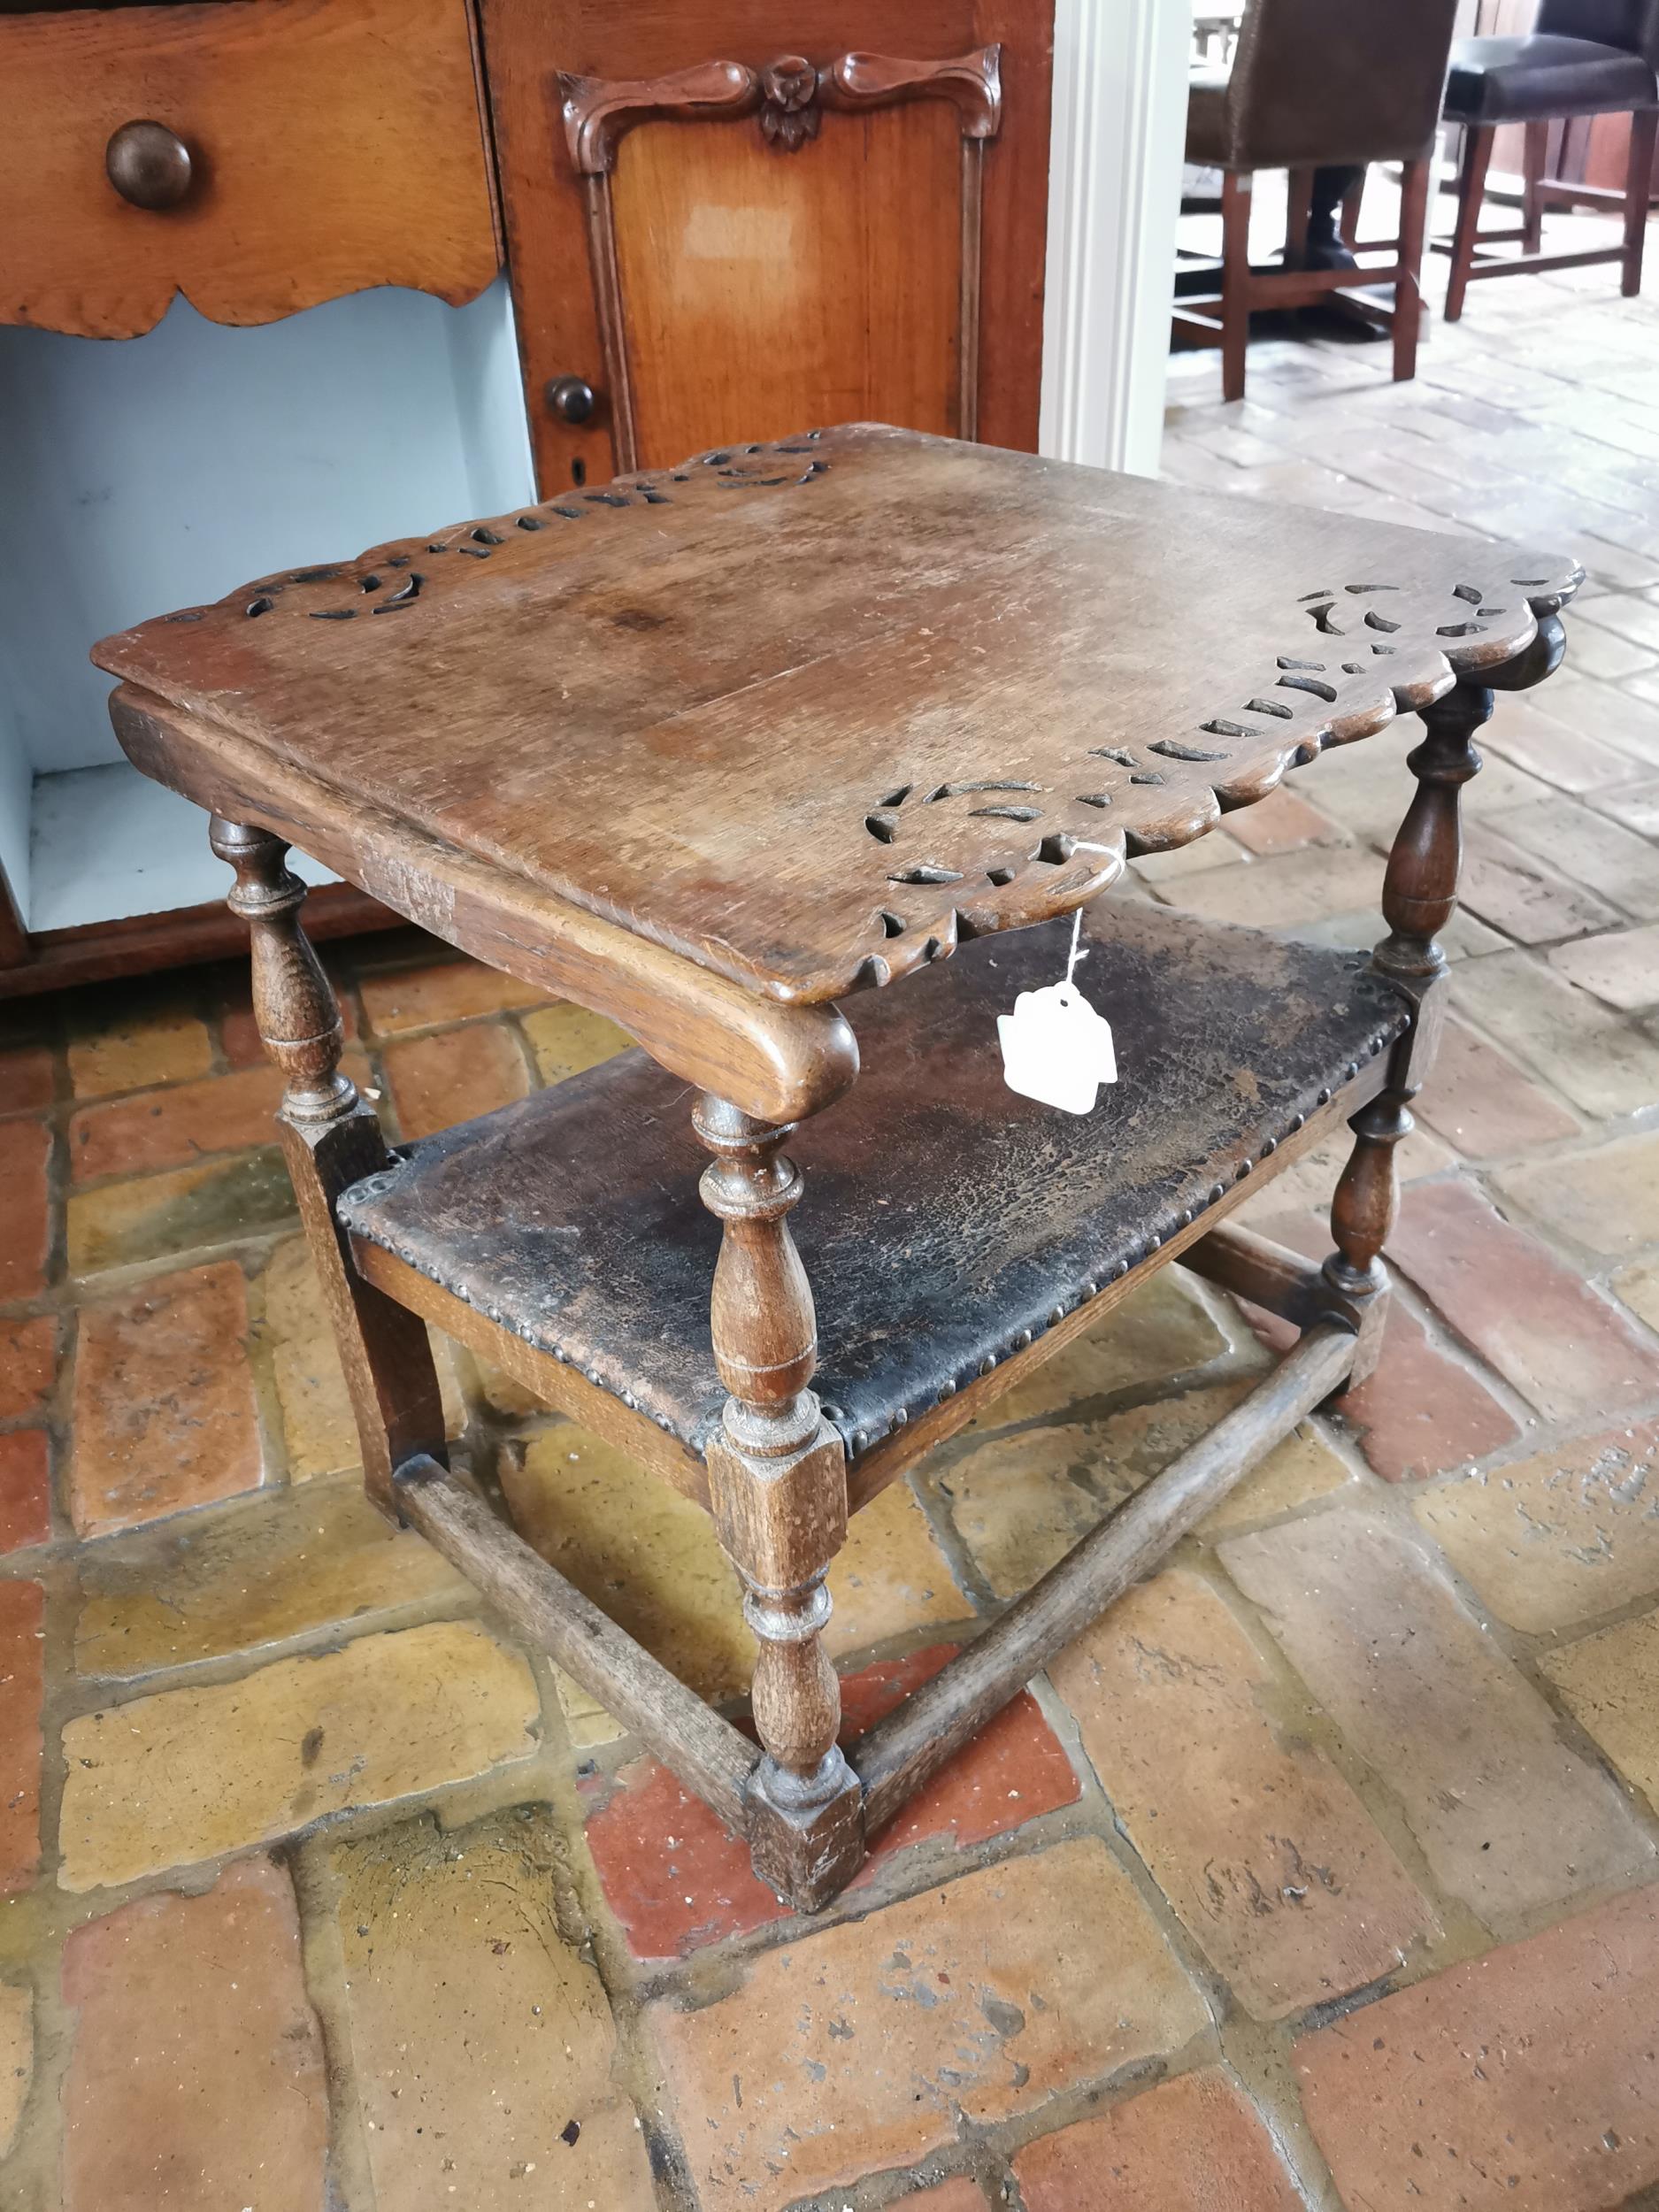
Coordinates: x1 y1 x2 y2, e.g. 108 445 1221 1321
544 375 597 425
106 120 193 211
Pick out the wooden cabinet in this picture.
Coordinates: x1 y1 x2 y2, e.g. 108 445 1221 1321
480 0 1054 491
0 0 1054 994
0 0 501 337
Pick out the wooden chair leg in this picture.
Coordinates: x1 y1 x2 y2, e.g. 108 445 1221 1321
1624 108 1658 296
1220 169 1253 403
1523 119 1549 253
1325 679 1494 1382
1445 123 1494 322
1393 156 1432 383
1286 165 1313 264
695 1093 864 1911
1340 173 1364 251
211 818 447 1519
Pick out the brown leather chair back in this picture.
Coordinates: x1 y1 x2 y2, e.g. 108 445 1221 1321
1536 0 1659 68
1220 0 1462 169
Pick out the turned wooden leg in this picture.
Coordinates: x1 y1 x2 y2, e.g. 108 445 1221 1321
1624 109 1658 297
1393 157 1431 386
695 1093 864 1911
211 818 446 1518
1220 169 1252 403
1325 680 1492 1382
1523 119 1548 255
1445 124 1494 323
1286 166 1313 265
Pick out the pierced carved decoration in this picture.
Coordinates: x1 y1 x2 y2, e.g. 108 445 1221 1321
165 438 833 627
838 558 1581 993
105 426 1583 1011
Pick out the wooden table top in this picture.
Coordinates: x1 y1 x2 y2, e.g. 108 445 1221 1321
96 425 1578 1008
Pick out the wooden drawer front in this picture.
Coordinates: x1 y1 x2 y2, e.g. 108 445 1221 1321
0 0 501 337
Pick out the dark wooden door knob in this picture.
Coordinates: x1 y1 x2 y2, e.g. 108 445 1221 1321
105 120 194 211
544 375 597 424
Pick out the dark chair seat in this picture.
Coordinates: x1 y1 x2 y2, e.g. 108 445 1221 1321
340 903 1409 1467
1445 33 1659 123
1187 73 1232 166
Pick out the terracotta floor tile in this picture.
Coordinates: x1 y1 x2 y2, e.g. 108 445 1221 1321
1052 1571 1435 2018
1415 1017 1582 1159
1389 1179 1657 1423
583 1645 1079 1959
1013 2069 1303 2211
0 1978 30 2159
1222 1512 1652 1920
1294 1885 1659 2212
1616 1259 1659 1333
66 1047 372 1181
69 1061 286 1181
505 1429 965 1738
1458 822 1623 945
1416 1417 1659 1632
0 1042 53 1118
73 1470 466 1678
1541 1606 1659 1808
257 1234 464 1480
1240 1213 1522 1483
1220 785 1344 856
1495 1129 1659 1257
942 1388 1352 1601
358 955 549 1033
58 1619 539 1891
889 2182 989 2211
0 1431 51 1555
518 1000 634 1084
382 1022 530 1141
0 1313 56 1422
68 1261 264 1537
1453 949 1659 1119
60 1856 327 2212
1489 797 1659 922
1548 922 1659 1010
66 1148 295 1276
0 1120 50 1302
649 1837 1209 2212
962 1271 1230 1437
0 1580 43 1894
65 992 212 1100
332 1806 657 2211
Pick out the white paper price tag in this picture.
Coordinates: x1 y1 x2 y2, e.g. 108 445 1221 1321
996 909 1118 1115
998 981 1117 1113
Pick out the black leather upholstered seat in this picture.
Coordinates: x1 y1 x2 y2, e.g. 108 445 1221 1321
1445 32 1658 123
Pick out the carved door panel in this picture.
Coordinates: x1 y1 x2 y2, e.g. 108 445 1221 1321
480 2 1053 490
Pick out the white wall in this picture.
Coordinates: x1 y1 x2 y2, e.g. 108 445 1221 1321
0 275 534 780
1040 0 1191 477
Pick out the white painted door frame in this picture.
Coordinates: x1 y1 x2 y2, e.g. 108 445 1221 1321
1040 0 1192 477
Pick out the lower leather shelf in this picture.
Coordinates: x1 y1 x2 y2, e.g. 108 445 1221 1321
339 902 1409 1465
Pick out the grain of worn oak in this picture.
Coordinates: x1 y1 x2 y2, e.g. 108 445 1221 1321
95 425 1580 1912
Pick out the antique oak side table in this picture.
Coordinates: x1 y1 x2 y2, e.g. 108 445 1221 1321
92 427 1578 1912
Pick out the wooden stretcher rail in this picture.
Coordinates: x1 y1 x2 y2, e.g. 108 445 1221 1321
848 1322 1359 1833
396 1455 756 1825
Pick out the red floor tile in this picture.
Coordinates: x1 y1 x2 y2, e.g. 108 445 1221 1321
582 1645 1079 1958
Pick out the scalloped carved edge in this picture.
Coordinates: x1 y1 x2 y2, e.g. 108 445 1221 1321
826 553 1583 1001
558 44 1002 174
